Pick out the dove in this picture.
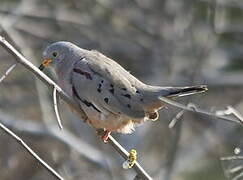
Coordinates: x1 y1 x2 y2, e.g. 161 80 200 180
39 41 207 142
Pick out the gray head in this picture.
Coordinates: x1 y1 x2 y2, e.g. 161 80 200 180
39 41 79 70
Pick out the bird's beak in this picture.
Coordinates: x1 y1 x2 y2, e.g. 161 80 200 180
39 59 52 71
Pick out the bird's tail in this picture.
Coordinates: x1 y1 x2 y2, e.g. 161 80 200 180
139 85 207 120
163 85 208 98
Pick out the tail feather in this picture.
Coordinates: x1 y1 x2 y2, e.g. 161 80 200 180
165 85 208 98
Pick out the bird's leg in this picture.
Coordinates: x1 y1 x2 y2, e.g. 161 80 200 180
96 129 111 143
101 130 111 143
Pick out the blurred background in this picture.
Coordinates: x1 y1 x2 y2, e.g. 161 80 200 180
0 0 243 179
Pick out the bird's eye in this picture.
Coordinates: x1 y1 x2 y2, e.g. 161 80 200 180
52 52 58 57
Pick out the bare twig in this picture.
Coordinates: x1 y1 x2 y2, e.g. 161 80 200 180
53 87 63 130
0 63 17 83
159 97 243 125
169 110 186 129
0 110 106 168
230 165 243 174
216 106 243 124
0 118 64 180
221 156 243 161
0 36 153 180
108 136 153 180
232 172 243 180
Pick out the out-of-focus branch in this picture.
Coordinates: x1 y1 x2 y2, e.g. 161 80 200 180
221 155 243 180
0 36 153 180
0 63 16 83
169 109 186 129
0 111 106 168
0 114 64 180
221 156 243 161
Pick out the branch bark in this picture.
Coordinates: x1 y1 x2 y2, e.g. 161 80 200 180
0 36 153 180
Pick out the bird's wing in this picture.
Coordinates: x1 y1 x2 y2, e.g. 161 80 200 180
71 54 145 119
86 50 138 88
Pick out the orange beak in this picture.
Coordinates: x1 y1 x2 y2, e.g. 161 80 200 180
39 59 52 70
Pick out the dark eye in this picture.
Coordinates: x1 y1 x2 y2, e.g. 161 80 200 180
52 52 58 57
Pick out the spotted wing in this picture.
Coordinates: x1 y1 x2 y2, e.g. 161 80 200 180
72 54 145 119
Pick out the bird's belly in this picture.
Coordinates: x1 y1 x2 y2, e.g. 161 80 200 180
80 104 134 132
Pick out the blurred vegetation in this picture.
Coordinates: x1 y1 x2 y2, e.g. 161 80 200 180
0 0 243 180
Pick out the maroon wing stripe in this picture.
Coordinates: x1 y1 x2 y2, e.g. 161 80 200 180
73 68 93 80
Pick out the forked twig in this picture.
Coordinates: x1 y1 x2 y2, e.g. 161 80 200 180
216 106 243 124
168 102 243 129
159 97 243 125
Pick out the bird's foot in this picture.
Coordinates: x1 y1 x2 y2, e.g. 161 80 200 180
101 130 111 143
123 149 137 169
96 129 111 143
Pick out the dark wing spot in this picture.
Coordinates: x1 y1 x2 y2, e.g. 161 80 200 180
104 98 109 104
123 94 131 99
136 90 140 94
122 88 127 91
97 83 102 92
109 88 114 94
110 84 114 88
127 104 131 108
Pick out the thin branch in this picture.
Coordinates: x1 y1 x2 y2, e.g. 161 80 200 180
0 36 153 180
232 172 243 180
221 156 243 161
108 136 153 180
0 36 87 120
230 165 243 174
221 106 243 123
0 63 17 83
0 111 107 168
169 109 185 129
53 87 63 130
159 97 243 125
0 117 64 180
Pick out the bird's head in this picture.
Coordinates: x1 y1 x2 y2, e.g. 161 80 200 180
39 41 76 71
